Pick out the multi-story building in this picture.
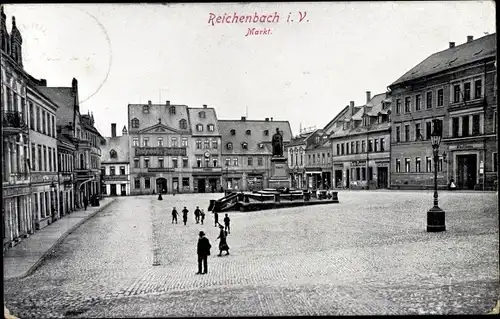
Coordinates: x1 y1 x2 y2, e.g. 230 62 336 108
1 9 34 248
101 123 130 196
303 129 335 190
56 126 76 216
329 92 392 189
389 34 497 190
219 117 293 191
285 133 308 189
80 112 104 197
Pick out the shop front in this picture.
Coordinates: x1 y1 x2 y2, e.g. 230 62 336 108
305 167 322 190
192 168 222 193
448 142 493 190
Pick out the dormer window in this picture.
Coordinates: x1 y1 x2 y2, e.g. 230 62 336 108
143 105 150 114
169 106 176 115
230 129 236 136
207 124 215 132
110 149 117 159
246 130 251 135
179 119 187 129
315 137 320 144
242 142 248 149
226 142 233 150
258 143 264 149
196 124 204 132
199 111 206 118
264 129 269 136
131 118 140 128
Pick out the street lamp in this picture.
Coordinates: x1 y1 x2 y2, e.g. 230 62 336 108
427 119 446 232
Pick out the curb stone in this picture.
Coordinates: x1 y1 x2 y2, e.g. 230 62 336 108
18 198 117 279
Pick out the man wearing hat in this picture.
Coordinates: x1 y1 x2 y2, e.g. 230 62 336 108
196 231 212 275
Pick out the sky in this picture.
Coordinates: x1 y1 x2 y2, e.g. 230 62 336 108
4 2 496 137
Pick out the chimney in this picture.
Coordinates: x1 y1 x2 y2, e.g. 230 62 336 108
366 91 371 103
111 123 116 137
241 116 246 121
271 117 273 121
467 35 473 43
148 100 152 105
71 78 78 92
40 79 47 86
166 100 170 106
265 118 269 122
350 101 355 115
449 42 455 48
203 104 207 108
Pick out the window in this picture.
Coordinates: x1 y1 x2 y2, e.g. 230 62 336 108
230 129 236 136
131 118 139 128
472 114 480 135
182 177 189 187
355 141 359 154
36 106 41 132
336 144 340 155
226 142 233 150
143 105 149 113
257 157 263 166
350 142 355 153
396 126 401 142
170 106 176 115
415 157 421 172
196 140 202 149
225 158 230 166
143 137 149 147
426 121 432 140
179 119 187 129
493 153 498 172
380 138 385 151
42 110 46 134
368 140 373 152
405 158 410 172
208 124 215 131
246 130 251 135
361 140 365 153
233 158 238 166
182 138 188 147
415 94 421 111
438 156 443 172
43 146 47 171
415 123 421 140
110 150 117 159
213 158 218 167
158 137 163 147
31 144 36 170
264 130 269 136
101 167 106 176
396 159 401 173
199 111 206 118
158 158 164 168
144 158 150 168
313 154 316 164
248 157 253 166
426 157 432 172
173 158 178 168
196 124 203 132
322 153 325 164
212 140 218 149
132 138 138 147
29 102 34 129
463 82 471 101
48 147 52 171
134 158 140 168
134 178 140 189
396 99 401 114
437 89 444 106
426 92 432 109
183 158 188 168
404 97 411 113
341 144 345 155
404 125 410 142
374 139 378 152
242 142 248 149
110 166 116 175
462 115 469 137
453 84 460 103
204 140 210 149
474 79 482 99
144 178 150 189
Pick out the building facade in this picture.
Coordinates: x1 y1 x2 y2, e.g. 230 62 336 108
101 124 131 196
285 135 307 189
219 117 293 191
389 34 497 190
303 129 334 190
56 129 76 216
329 92 392 189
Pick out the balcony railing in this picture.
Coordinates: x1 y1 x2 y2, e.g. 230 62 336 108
3 111 27 131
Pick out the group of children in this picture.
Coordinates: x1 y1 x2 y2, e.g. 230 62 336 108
171 206 232 256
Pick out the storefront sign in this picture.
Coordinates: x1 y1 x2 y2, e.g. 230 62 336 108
449 143 483 151
350 161 366 167
148 168 174 173
135 147 186 157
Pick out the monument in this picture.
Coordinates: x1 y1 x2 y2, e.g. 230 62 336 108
268 128 291 189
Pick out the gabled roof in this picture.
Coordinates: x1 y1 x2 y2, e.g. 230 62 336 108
36 86 74 111
101 135 130 163
188 107 221 136
391 33 496 86
138 122 183 135
219 119 292 155
128 103 191 134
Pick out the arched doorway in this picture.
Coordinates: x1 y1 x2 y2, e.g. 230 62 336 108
156 178 168 194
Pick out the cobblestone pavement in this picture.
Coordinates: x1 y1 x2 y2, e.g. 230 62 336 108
4 191 499 317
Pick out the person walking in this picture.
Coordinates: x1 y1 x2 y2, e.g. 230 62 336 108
83 196 88 211
194 206 201 224
213 210 219 227
182 207 189 225
200 209 205 225
217 225 230 256
171 207 179 224
223 213 231 234
196 231 211 275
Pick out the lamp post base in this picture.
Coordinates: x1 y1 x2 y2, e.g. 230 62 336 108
427 206 446 232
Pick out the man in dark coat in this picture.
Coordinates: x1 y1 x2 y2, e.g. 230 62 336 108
194 206 201 224
182 207 189 225
224 214 231 234
196 231 211 274
171 207 179 224
213 211 219 227
83 196 88 211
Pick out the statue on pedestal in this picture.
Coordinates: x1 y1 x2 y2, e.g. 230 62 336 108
272 128 283 157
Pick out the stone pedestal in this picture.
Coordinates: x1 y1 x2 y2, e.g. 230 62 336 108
268 156 291 189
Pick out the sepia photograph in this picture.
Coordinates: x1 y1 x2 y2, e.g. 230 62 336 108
1 1 498 317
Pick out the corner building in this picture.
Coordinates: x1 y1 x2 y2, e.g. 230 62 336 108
389 34 497 190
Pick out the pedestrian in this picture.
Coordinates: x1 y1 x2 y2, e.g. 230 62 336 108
182 207 189 225
194 206 201 224
224 213 230 234
200 209 205 225
217 225 230 256
83 196 88 211
172 207 179 224
196 231 211 275
213 211 219 227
